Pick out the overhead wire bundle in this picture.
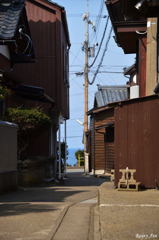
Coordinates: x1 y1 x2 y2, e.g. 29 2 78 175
88 15 109 69
89 0 105 44
87 18 113 85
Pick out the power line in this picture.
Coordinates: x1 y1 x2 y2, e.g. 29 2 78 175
70 71 124 74
89 16 109 69
67 14 106 18
70 51 84 65
68 118 83 121
95 60 117 85
88 24 113 85
70 47 82 67
89 0 104 43
61 136 82 138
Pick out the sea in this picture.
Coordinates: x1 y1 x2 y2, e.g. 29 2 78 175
67 148 80 166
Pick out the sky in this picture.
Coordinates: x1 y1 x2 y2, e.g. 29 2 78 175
56 0 136 149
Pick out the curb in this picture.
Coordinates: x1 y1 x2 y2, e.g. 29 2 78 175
45 203 73 240
89 174 111 180
46 192 99 240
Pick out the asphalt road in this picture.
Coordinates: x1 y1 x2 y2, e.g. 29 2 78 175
0 170 108 240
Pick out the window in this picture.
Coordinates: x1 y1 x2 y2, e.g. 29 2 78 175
106 127 114 143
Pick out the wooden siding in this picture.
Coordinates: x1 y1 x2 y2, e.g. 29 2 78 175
90 117 95 171
90 108 114 171
105 142 114 173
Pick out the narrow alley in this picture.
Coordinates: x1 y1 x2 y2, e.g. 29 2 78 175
0 168 107 240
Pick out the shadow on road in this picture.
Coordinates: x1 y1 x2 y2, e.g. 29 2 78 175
0 172 109 217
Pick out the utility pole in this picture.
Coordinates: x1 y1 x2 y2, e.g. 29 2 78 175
83 0 89 174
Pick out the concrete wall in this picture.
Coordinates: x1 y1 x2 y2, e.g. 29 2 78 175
0 121 18 192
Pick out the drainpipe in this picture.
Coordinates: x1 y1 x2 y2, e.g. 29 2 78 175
93 114 96 176
58 112 61 179
65 119 67 176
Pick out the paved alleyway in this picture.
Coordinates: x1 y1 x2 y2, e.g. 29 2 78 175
0 170 106 240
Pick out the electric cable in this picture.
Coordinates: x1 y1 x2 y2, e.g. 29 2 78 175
70 47 82 67
15 28 34 57
95 59 117 85
70 51 84 65
88 25 113 85
89 16 109 68
89 0 104 42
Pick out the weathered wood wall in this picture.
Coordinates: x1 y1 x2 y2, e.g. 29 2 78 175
90 108 114 172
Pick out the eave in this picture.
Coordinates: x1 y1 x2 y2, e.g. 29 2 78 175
0 69 22 87
87 105 113 115
13 84 55 106
105 1 147 54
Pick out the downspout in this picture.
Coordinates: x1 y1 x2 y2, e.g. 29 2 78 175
49 103 55 156
93 113 96 176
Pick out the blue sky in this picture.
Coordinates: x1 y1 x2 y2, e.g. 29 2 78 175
56 0 135 149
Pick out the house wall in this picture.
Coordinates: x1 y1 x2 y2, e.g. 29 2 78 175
139 34 147 97
114 96 159 188
90 108 114 173
10 1 69 119
90 117 95 171
0 54 11 71
105 127 114 173
0 121 18 192
146 18 158 96
8 1 70 157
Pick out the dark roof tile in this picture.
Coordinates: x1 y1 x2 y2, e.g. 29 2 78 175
0 2 25 39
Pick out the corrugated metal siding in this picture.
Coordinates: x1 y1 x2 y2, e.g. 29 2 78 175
115 96 159 188
61 18 69 118
0 55 10 72
10 1 69 118
8 1 70 156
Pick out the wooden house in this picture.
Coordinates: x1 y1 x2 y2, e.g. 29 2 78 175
8 0 71 161
109 94 159 189
105 0 159 188
0 0 36 192
87 85 128 175
0 0 70 182
106 0 147 97
0 0 35 115
106 0 159 97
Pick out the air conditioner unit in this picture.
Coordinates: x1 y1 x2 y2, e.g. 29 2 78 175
130 85 139 99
